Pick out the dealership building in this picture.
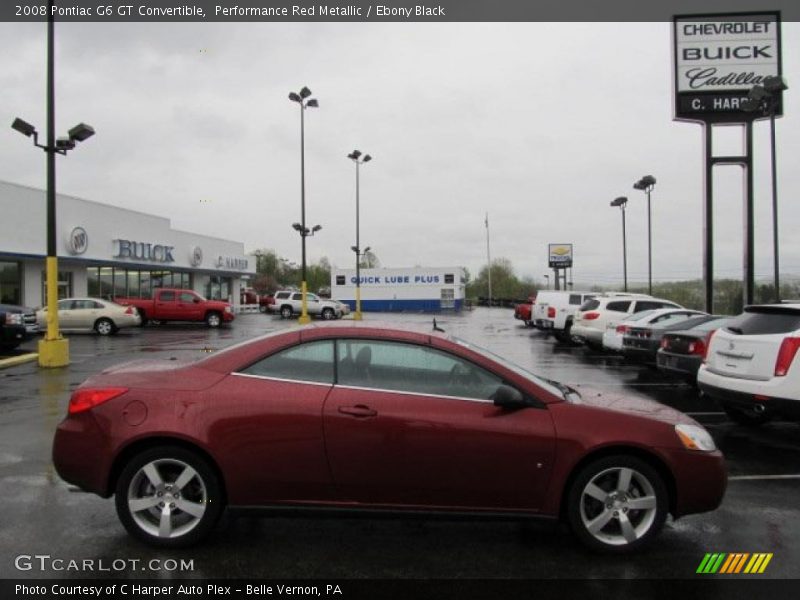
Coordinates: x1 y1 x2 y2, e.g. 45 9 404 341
0 180 256 309
331 267 466 312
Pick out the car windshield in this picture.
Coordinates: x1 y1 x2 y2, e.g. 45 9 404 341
452 337 567 400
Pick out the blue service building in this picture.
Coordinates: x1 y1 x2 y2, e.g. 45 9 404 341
331 267 466 312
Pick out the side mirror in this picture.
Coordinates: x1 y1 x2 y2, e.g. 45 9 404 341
492 384 527 409
193 298 200 304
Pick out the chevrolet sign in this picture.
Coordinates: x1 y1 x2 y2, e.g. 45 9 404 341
548 244 573 268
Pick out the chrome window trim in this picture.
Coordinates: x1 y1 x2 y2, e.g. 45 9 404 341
332 383 494 405
229 372 495 404
231 372 334 388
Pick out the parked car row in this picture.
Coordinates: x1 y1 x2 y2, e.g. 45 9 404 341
515 292 800 428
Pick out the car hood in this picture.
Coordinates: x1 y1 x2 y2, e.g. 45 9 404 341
568 385 696 425
81 359 226 391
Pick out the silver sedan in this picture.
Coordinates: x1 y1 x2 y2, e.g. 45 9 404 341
36 298 141 335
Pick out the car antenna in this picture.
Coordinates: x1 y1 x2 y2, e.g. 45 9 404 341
432 318 445 333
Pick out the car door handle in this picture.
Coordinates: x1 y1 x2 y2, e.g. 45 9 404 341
338 405 377 418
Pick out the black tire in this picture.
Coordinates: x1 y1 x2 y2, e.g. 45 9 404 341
114 445 224 548
94 317 116 336
566 455 668 553
722 402 772 427
280 305 293 319
321 307 335 320
137 309 148 327
205 312 222 328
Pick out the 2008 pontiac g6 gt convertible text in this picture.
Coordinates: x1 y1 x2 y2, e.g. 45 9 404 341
53 322 726 552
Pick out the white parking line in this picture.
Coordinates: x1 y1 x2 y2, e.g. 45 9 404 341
729 474 800 481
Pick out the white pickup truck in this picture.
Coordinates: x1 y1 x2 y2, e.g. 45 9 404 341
533 291 597 342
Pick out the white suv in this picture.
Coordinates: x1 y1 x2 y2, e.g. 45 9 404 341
572 294 682 349
532 291 596 342
270 291 343 320
698 303 800 426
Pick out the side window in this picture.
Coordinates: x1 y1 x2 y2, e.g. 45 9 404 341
568 294 581 305
179 292 196 303
240 341 334 384
90 300 104 309
336 340 503 401
292 293 303 301
159 291 176 302
605 300 632 312
444 273 454 284
276 292 289 300
335 275 346 285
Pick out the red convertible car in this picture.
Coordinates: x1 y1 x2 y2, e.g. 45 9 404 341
52 323 726 552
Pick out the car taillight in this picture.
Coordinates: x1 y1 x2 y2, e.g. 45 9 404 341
68 387 128 415
660 337 670 350
774 337 800 377
547 307 556 318
584 312 600 320
616 325 628 335
124 306 135 315
688 338 706 356
701 330 717 364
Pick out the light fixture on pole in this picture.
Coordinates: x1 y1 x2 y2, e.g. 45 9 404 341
288 86 319 324
633 175 656 295
11 3 95 368
743 75 788 302
543 274 550 290
348 149 372 320
610 196 629 292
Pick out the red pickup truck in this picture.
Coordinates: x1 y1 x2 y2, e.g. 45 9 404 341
116 288 234 328
513 295 537 327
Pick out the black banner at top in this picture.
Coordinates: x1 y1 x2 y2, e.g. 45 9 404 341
2 0 800 23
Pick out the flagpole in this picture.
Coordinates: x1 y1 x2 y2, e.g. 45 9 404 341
485 213 492 308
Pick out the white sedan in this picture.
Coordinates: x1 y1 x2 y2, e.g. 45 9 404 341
602 309 706 352
36 298 141 335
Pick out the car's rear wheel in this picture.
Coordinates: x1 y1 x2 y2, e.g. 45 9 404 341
280 305 293 319
205 312 222 328
137 309 148 326
722 402 772 427
567 455 667 553
94 317 116 336
321 307 335 320
115 446 223 548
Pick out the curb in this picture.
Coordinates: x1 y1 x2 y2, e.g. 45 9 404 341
0 352 39 370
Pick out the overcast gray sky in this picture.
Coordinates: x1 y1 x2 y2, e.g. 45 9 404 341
1 20 798 287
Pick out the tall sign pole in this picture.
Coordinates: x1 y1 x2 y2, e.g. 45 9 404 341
485 213 492 307
673 12 783 312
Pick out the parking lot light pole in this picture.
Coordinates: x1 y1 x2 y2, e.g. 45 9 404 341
347 150 372 320
633 175 656 295
11 5 95 367
289 86 318 325
743 76 789 302
610 196 628 292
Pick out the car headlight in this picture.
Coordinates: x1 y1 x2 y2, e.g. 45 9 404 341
675 424 716 452
5 313 24 326
224 306 232 313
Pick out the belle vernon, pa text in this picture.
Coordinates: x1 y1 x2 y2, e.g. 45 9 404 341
15 584 344 596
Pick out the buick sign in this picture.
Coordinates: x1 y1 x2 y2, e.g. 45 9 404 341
67 227 88 255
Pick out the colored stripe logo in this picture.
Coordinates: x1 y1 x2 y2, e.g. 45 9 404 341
697 553 773 574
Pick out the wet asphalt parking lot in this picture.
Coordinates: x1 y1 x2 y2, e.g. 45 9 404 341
1 307 799 580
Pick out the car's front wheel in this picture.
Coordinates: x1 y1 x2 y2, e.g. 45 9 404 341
567 455 668 553
115 446 224 548
205 312 222 328
321 307 335 320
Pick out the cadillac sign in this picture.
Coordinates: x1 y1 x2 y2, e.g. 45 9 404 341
673 12 782 122
548 244 573 268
